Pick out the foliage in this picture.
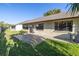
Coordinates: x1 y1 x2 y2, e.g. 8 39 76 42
0 30 7 55
5 38 79 56
5 29 38 56
8 39 38 56
44 9 61 16
67 3 79 15
5 29 27 36
0 21 11 28
1 29 79 56
5 29 20 39
19 30 27 35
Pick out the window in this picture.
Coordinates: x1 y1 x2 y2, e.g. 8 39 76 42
36 23 44 30
54 21 72 31
11 26 15 29
23 24 28 29
55 22 59 30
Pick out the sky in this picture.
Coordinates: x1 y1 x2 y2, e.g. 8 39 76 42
0 3 68 24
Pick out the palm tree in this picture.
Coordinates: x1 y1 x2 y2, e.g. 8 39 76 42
67 3 79 15
44 9 61 16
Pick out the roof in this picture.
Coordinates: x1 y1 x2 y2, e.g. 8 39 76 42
22 12 79 24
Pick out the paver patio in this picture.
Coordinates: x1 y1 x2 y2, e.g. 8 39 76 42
32 31 74 43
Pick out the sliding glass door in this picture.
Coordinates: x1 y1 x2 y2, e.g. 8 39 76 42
54 21 72 31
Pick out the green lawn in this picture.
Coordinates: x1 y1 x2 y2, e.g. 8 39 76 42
36 39 79 56
0 29 79 56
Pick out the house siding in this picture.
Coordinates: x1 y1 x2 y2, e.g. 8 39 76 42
73 18 79 33
28 19 73 33
44 21 55 33
15 24 23 31
26 18 79 39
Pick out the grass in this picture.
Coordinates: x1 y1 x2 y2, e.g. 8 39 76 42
35 39 79 56
0 29 79 56
5 29 39 56
5 29 20 39
8 39 39 56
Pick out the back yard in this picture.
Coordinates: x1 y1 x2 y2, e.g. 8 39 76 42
0 29 79 56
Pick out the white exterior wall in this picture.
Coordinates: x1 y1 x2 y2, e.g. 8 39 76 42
15 24 23 31
27 18 79 39
32 21 55 33
73 18 79 33
44 21 55 33
32 21 71 39
30 19 74 39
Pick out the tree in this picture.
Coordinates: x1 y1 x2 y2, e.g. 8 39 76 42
0 21 11 28
67 3 79 15
44 9 61 16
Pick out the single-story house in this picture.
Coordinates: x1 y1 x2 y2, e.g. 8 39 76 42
20 12 79 39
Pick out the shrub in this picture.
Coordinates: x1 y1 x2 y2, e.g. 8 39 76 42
19 30 27 35
0 30 7 56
